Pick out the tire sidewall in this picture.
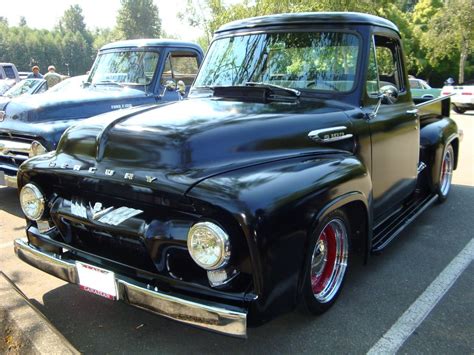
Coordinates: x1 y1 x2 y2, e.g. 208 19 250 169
437 144 454 202
302 209 351 315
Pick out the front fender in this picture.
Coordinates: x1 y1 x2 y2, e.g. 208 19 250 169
186 153 371 323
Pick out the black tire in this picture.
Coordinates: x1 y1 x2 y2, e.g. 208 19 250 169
437 144 454 203
302 209 350 315
452 105 466 114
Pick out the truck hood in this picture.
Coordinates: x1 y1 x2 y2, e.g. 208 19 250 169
0 85 148 122
51 97 355 191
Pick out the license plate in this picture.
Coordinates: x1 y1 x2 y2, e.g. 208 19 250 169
76 262 118 300
0 171 5 186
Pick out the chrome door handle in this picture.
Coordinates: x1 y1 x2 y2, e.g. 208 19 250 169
406 108 419 115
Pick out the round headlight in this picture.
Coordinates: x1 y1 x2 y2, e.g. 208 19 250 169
187 222 230 270
20 183 45 220
29 141 48 157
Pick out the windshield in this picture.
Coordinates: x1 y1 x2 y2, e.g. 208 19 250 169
194 32 360 93
88 50 160 86
4 79 44 97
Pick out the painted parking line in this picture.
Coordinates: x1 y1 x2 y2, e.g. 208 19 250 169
367 238 474 355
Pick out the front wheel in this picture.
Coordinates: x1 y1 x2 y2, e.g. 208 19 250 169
437 144 454 202
303 210 350 314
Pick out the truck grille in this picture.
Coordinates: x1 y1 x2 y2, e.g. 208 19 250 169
0 136 33 175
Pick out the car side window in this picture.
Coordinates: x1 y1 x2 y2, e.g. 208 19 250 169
410 79 421 89
160 51 199 86
366 38 379 96
374 35 406 93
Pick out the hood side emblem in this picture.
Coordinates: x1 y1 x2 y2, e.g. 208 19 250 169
308 126 353 143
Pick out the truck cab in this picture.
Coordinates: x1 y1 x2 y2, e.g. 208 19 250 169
0 39 203 188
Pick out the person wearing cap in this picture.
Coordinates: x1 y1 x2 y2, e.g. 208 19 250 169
43 65 62 88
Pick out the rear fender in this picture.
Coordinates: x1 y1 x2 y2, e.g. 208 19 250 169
420 117 459 190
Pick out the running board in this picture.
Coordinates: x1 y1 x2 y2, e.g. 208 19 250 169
372 194 438 252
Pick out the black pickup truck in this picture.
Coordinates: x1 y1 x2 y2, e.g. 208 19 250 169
0 39 203 188
14 13 460 337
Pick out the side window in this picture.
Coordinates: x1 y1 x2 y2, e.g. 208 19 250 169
160 51 199 86
367 35 406 98
160 56 173 85
374 35 405 92
410 79 421 89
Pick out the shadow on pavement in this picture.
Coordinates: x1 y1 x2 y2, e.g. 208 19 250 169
0 187 23 219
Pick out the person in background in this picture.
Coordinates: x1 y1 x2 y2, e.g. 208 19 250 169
27 65 43 79
43 65 62 88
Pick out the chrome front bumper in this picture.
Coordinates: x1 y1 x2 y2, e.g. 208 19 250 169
0 172 18 188
14 239 247 337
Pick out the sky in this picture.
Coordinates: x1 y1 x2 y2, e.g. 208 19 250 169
1 0 202 40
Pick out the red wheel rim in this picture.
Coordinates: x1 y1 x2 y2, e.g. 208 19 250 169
310 218 348 303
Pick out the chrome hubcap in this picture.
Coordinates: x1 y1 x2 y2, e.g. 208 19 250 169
310 218 348 303
440 148 453 196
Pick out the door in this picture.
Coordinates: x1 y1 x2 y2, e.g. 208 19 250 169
367 34 419 221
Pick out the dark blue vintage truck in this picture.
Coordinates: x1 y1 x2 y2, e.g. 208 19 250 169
0 39 203 188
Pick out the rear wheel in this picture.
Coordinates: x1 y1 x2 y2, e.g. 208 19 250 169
452 105 466 114
303 210 350 314
437 144 454 202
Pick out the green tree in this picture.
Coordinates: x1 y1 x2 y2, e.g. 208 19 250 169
19 16 27 27
57 5 95 75
422 0 474 83
58 4 87 34
116 0 162 39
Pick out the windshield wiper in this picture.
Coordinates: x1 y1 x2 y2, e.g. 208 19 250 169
93 80 124 87
245 82 301 98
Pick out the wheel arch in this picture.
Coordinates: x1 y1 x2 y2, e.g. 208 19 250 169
296 192 371 302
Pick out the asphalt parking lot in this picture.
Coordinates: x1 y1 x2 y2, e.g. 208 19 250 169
1 111 473 354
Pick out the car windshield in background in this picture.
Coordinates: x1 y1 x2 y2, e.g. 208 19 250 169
194 32 360 93
3 79 44 98
88 50 160 86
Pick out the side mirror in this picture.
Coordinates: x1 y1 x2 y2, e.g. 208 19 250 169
370 84 399 119
380 85 399 104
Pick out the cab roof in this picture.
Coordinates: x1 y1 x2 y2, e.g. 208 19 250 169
216 12 399 34
100 39 202 52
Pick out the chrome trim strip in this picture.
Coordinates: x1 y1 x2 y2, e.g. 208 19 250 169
415 93 455 108
13 239 247 337
308 126 353 143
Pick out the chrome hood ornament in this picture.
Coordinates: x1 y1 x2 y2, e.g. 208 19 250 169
70 200 143 226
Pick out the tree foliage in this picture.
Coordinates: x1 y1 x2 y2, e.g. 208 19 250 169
421 0 474 83
116 0 162 39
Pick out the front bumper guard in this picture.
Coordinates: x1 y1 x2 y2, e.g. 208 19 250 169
14 238 247 337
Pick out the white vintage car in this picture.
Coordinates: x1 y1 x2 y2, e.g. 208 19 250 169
442 80 474 114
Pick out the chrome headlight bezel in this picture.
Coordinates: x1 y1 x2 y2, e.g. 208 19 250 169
187 222 231 270
19 183 45 221
29 140 48 158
